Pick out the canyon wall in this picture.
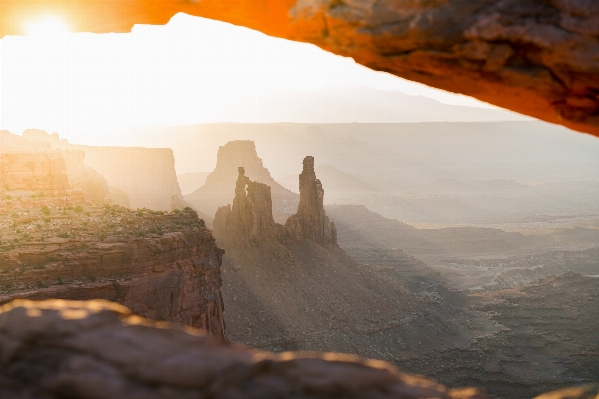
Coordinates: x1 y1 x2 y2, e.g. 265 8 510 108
23 129 184 211
0 206 225 338
185 140 298 225
0 152 84 208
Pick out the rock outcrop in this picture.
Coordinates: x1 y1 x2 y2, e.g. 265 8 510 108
1 2 598 136
0 205 225 338
213 167 276 247
285 156 337 245
0 299 496 399
23 130 184 211
0 152 84 208
185 141 299 225
213 156 335 246
58 149 111 204
0 299 590 398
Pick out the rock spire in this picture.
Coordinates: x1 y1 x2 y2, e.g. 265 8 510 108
213 167 276 246
285 156 337 245
214 157 336 247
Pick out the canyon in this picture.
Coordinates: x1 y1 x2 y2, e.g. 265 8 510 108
0 136 597 398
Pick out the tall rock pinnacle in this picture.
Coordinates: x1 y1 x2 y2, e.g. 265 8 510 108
213 167 275 247
285 156 337 245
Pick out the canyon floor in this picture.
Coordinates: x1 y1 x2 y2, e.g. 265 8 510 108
220 205 599 399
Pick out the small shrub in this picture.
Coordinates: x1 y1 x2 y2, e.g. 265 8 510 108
36 281 43 288
43 217 51 223
11 212 18 218
4 195 12 200
58 233 69 238
89 276 96 283
57 276 63 285
99 234 107 241
42 206 51 215
74 205 83 212
172 209 181 214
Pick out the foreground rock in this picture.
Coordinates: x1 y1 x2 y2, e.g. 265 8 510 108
0 205 225 338
1 2 598 136
0 299 594 399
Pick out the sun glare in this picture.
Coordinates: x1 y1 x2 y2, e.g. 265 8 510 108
24 17 70 37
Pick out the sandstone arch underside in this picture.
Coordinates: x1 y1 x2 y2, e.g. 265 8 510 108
1 0 598 137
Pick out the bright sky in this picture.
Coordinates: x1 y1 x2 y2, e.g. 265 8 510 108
0 13 498 140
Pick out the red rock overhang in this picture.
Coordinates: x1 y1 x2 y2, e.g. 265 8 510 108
1 0 598 137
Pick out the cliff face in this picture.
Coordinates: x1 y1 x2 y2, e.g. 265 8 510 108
0 206 225 338
23 130 184 211
0 152 84 208
213 157 336 246
58 149 111 204
285 156 337 245
185 141 299 225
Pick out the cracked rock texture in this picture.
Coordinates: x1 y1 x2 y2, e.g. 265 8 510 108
0 1 598 135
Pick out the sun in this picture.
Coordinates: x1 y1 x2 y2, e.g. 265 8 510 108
24 17 70 37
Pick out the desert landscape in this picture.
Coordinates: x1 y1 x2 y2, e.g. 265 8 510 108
0 2 598 398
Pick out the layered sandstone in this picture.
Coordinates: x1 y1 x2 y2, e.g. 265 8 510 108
0 205 225 338
285 156 337 245
58 149 111 204
213 156 335 246
0 152 84 209
23 129 184 211
1 2 598 136
213 167 277 247
185 141 299 225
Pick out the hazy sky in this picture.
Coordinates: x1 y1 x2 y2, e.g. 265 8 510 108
0 13 510 142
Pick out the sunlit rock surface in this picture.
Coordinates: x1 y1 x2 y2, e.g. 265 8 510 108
1 1 598 136
0 206 225 338
0 299 594 399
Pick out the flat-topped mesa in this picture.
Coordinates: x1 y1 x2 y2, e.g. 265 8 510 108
285 156 337 245
213 167 276 247
186 140 299 225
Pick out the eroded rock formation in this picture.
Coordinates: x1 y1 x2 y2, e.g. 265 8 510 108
0 206 225 338
1 1 598 136
58 149 111 204
213 167 276 247
285 156 337 245
186 140 299 224
213 156 335 246
0 152 84 208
